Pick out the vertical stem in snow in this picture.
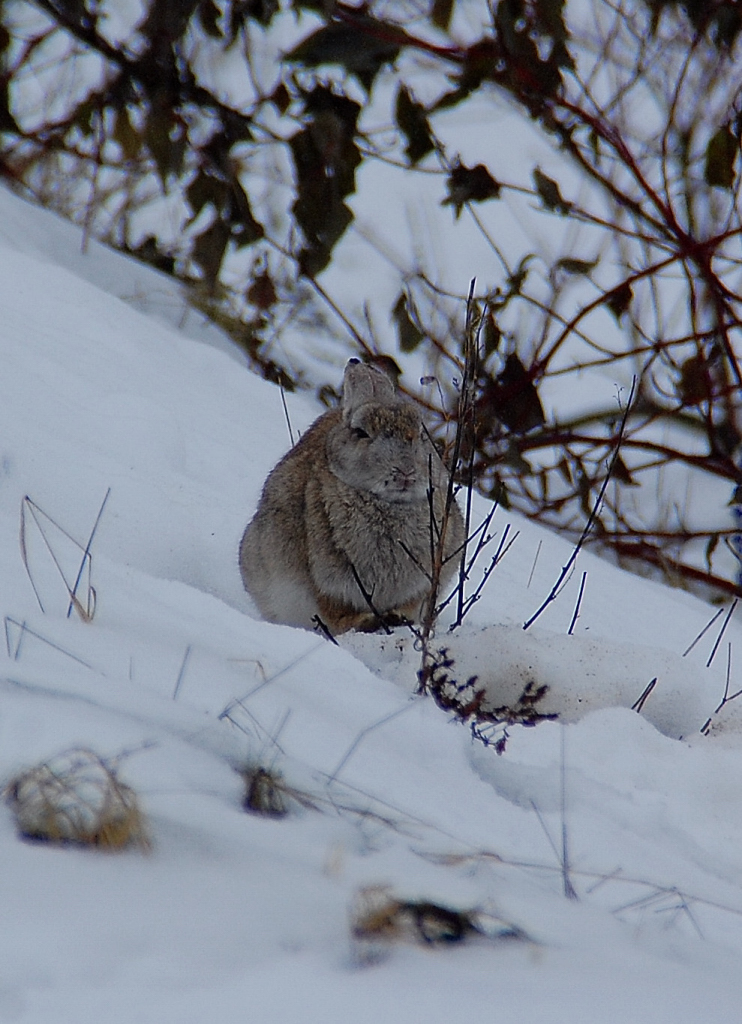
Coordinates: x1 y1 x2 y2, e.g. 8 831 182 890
561 724 578 900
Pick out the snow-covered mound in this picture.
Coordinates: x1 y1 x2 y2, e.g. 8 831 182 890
2 184 742 1022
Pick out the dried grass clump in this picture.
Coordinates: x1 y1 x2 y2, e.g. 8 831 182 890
351 886 479 947
242 765 290 818
240 763 319 818
5 748 150 851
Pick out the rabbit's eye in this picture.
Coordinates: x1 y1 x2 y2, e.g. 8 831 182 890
352 427 370 440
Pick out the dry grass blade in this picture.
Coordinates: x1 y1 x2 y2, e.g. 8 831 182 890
20 494 109 622
67 487 110 619
4 616 96 670
5 748 150 851
328 702 419 784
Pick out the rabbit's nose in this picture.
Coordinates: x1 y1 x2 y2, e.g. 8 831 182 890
394 467 417 489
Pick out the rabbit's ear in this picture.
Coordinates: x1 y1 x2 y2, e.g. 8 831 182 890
341 360 395 421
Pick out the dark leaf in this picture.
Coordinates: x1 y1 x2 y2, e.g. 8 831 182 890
303 84 361 131
186 170 230 219
192 218 231 285
605 281 632 321
494 0 566 104
221 108 254 144
431 0 455 30
432 38 499 109
112 106 141 161
288 87 361 272
710 420 741 458
480 353 545 433
318 383 341 407
395 86 435 165
711 5 742 48
247 270 277 310
270 83 291 115
233 0 280 29
533 167 571 214
143 106 184 183
127 236 175 275
535 0 570 47
229 183 265 246
555 256 598 276
296 202 353 277
677 352 712 405
506 254 533 296
705 125 737 189
0 80 19 133
504 440 534 475
454 38 498 91
611 455 637 486
488 475 510 508
442 161 500 217
284 23 400 91
197 0 223 37
71 97 98 137
577 469 593 519
556 457 572 484
392 293 424 353
139 0 201 47
481 310 501 357
290 158 354 238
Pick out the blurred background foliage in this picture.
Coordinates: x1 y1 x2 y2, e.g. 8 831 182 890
1 0 742 596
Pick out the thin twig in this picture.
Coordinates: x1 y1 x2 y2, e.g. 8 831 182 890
682 607 724 657
705 599 737 668
567 571 587 635
454 528 520 621
523 378 637 631
312 615 339 644
327 701 419 784
527 540 543 589
701 643 742 734
218 641 326 718
279 380 295 447
632 677 658 713
437 510 511 619
561 726 578 900
172 645 192 700
349 562 394 634
530 800 561 864
453 280 481 628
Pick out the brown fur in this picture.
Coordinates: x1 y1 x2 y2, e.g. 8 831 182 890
240 362 464 634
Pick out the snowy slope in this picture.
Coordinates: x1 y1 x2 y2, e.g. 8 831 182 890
2 184 742 1022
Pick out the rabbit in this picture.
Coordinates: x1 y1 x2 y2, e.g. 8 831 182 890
240 359 465 634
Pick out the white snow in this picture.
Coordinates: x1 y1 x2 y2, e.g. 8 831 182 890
2 182 742 1022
